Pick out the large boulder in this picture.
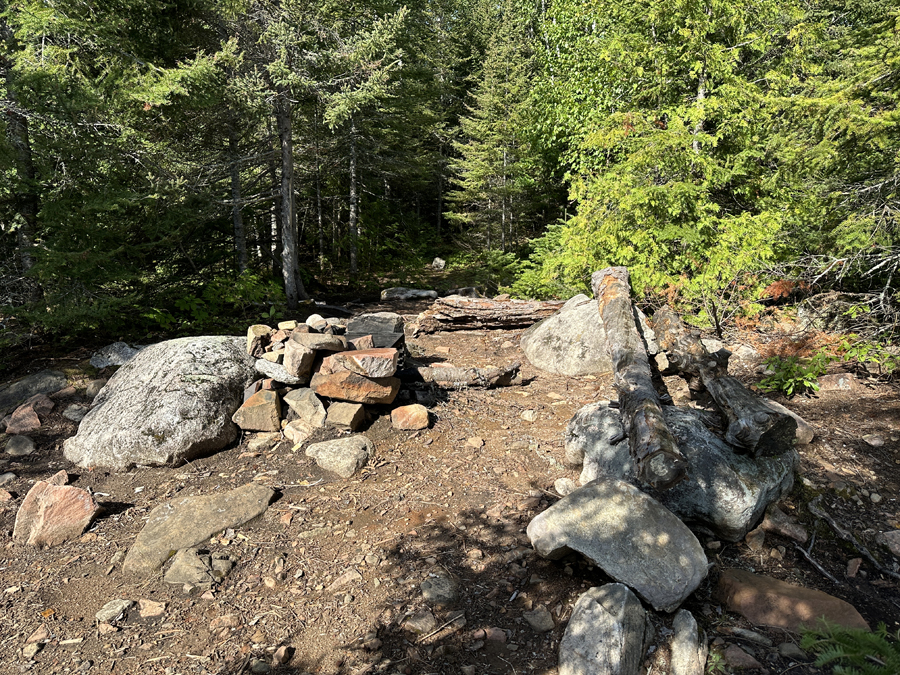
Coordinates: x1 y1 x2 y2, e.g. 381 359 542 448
527 478 707 612
520 295 613 376
63 336 257 470
570 403 798 541
559 584 647 675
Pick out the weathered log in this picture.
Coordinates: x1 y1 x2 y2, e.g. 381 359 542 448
591 267 688 489
651 305 797 457
411 296 566 334
398 361 521 388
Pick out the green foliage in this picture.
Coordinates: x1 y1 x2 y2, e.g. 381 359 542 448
801 621 900 674
838 337 900 378
447 249 522 294
758 351 833 397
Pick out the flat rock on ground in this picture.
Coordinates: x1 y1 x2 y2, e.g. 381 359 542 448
63 336 257 470
305 436 372 478
0 370 66 414
716 568 869 631
13 479 99 547
123 482 274 577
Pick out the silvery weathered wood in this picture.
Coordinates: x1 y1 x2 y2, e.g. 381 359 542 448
592 267 687 489
652 306 797 456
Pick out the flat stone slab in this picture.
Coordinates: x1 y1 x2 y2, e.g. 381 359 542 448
311 371 400 405
716 568 869 631
63 336 256 470
326 348 399 378
0 370 67 415
123 482 274 577
5 435 35 457
347 312 404 335
527 478 707 612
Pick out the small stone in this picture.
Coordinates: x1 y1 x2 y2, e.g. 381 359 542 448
325 402 366 431
871 493 882 504
402 608 437 634
249 659 271 674
745 526 766 552
466 437 484 448
723 644 763 669
95 599 134 623
521 410 537 422
0 472 16 486
306 437 371 478
13 480 99 547
272 645 294 665
863 433 885 447
522 606 554 633
23 642 42 658
421 575 458 607
5 435 35 457
485 627 507 643
97 623 118 635
761 504 808 544
6 405 40 435
283 420 314 444
391 404 430 430
25 624 49 644
138 599 166 618
847 558 862 577
777 642 808 660
62 404 90 422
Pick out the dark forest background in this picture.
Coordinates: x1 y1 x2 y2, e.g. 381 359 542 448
1 0 897 346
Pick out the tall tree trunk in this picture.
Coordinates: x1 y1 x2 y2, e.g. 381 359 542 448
268 141 282 279
314 107 325 272
1 28 38 284
228 129 248 274
275 94 308 308
436 148 443 239
348 116 359 285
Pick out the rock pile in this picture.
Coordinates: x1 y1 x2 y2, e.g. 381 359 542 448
233 312 429 447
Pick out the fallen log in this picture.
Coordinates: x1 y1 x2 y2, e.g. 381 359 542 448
398 361 521 388
651 306 797 457
591 267 688 489
411 296 565 334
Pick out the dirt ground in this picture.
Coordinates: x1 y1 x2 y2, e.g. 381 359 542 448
1 298 899 675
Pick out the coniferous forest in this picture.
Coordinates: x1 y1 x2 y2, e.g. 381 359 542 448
1 0 898 342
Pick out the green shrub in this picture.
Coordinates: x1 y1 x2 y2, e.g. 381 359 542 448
758 351 833 397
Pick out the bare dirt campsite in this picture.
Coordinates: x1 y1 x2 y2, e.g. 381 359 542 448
1 294 899 675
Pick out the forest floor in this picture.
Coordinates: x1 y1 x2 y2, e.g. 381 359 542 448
1 297 899 675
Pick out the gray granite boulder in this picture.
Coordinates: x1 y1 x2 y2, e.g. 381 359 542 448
570 403 799 542
527 478 707 612
64 336 257 470
521 295 613 377
559 584 647 675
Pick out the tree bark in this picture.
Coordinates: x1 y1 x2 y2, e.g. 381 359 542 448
228 128 248 274
398 361 521 388
651 306 797 457
412 296 566 334
274 93 308 308
1 22 38 282
348 116 359 285
592 267 688 489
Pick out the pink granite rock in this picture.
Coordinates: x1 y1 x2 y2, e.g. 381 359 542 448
13 479 99 547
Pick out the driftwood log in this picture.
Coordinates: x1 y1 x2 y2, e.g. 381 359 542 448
592 267 688 489
412 296 566 334
398 361 521 388
651 306 797 457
